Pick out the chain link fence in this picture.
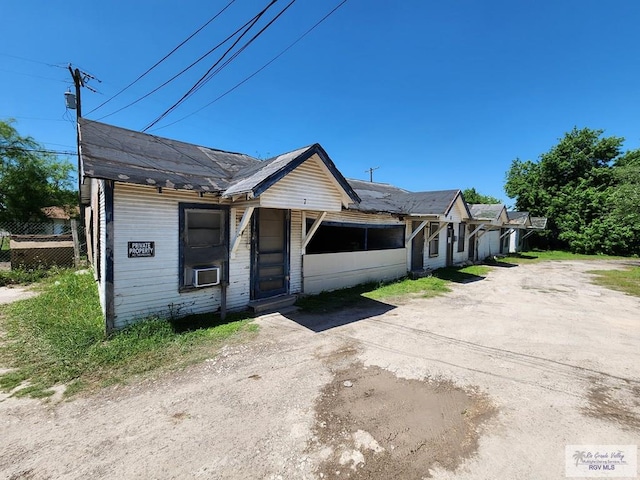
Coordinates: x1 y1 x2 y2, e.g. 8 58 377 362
0 220 86 271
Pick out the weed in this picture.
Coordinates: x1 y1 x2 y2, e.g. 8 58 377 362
0 270 257 398
588 267 640 298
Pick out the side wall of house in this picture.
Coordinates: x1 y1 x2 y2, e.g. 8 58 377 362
109 184 306 328
93 179 107 316
110 184 274 328
302 210 407 294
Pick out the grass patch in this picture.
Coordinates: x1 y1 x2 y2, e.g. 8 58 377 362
501 250 627 264
588 266 640 298
364 276 451 300
297 265 490 312
0 270 257 398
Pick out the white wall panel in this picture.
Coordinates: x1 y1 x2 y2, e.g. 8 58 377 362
290 210 302 294
303 249 406 294
112 184 232 328
260 156 344 211
477 230 501 260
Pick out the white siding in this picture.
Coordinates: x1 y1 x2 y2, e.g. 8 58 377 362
290 210 302 294
260 156 344 211
444 196 467 223
477 229 501 260
424 231 447 270
95 179 107 316
452 223 468 264
227 208 252 311
303 249 406 294
112 184 245 328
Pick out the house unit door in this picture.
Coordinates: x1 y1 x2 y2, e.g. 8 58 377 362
411 221 425 270
446 224 454 266
251 208 290 299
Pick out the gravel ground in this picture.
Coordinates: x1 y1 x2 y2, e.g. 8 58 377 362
0 260 639 479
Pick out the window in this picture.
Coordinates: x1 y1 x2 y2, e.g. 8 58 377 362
179 204 228 290
306 220 404 254
457 223 466 252
429 222 440 257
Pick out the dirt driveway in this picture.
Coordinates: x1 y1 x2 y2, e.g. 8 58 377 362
1 260 639 479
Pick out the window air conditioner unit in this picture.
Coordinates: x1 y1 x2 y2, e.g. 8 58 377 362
193 266 220 287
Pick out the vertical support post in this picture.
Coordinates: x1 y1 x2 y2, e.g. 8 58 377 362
70 218 81 268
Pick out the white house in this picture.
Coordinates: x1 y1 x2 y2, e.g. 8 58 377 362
467 204 510 259
80 119 360 331
507 214 547 253
79 119 539 332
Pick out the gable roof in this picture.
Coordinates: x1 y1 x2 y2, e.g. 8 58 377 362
226 144 358 202
79 119 359 203
348 180 467 217
347 179 409 214
530 216 548 229
507 210 532 227
469 204 506 221
396 189 468 217
79 119 256 192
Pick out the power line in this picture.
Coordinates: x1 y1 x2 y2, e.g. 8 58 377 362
142 0 284 131
95 4 271 122
0 53 67 69
0 68 68 83
1 147 77 156
182 0 297 101
85 0 237 116
152 0 349 132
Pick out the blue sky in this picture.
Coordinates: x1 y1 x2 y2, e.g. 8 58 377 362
3 0 640 204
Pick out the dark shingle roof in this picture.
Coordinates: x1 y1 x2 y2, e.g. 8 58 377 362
396 190 464 216
348 179 465 216
347 179 408 214
80 119 258 192
79 119 358 203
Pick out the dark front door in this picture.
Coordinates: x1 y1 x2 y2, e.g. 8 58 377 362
251 208 289 299
411 221 425 270
446 224 454 266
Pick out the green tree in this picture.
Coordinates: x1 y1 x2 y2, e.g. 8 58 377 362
462 188 501 204
0 119 76 223
505 127 639 255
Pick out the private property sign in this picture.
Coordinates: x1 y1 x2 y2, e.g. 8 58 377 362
128 241 155 258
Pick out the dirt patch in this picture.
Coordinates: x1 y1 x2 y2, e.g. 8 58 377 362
310 363 496 479
582 378 640 430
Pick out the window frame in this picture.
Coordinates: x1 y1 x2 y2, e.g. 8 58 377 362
457 222 466 253
429 222 440 257
305 220 405 254
178 203 229 291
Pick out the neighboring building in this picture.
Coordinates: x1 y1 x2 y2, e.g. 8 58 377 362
467 204 510 260
79 119 540 332
508 214 548 253
505 211 531 253
41 206 77 234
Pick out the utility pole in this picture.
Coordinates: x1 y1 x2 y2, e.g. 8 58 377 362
365 166 379 182
68 66 83 231
67 65 98 252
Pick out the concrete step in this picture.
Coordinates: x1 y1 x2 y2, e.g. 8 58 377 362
248 294 297 314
